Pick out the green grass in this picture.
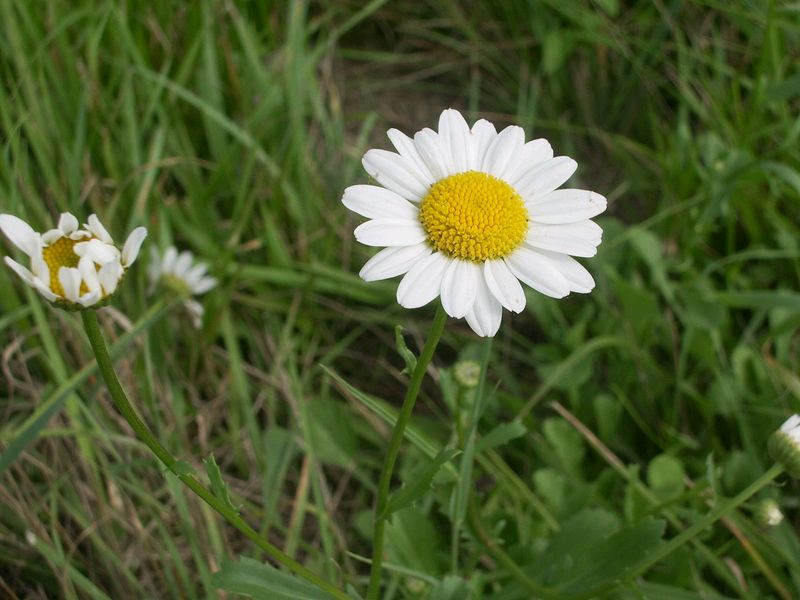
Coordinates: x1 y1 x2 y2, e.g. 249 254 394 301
1 1 799 598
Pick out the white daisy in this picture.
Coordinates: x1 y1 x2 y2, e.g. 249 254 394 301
148 246 217 327
0 212 147 309
342 108 607 336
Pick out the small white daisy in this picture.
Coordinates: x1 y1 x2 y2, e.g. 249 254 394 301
769 414 800 478
0 212 147 309
342 108 607 336
148 246 217 327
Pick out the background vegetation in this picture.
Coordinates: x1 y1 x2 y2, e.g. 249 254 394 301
1 1 799 598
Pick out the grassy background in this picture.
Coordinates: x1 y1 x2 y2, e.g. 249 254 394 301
1 1 799 598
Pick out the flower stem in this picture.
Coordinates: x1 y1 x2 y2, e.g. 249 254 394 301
80 309 349 600
366 305 448 600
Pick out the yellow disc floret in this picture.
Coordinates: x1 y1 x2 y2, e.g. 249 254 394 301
42 236 85 297
418 171 528 262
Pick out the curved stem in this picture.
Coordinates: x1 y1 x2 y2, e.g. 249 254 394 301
81 309 349 600
366 305 448 600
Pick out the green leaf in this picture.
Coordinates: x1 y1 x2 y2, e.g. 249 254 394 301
647 454 685 499
475 420 526 453
542 418 585 475
395 325 417 374
385 507 444 575
424 575 470 600
203 454 239 514
212 557 337 600
382 449 459 518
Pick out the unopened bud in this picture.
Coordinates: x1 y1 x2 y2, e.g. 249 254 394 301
754 499 783 527
453 360 480 388
768 415 800 477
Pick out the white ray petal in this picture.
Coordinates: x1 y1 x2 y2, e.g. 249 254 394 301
4 256 37 286
387 128 435 185
58 267 81 301
482 125 525 180
79 256 101 294
359 243 432 282
0 214 40 257
122 227 147 267
525 220 603 257
440 259 480 319
354 218 427 247
342 185 419 220
75 239 119 264
515 156 577 199
506 138 554 186
76 290 101 307
465 275 503 337
528 189 607 223
396 252 449 309
484 259 526 313
192 277 217 295
506 246 571 298
86 214 113 244
413 128 454 181
438 109 472 174
98 260 123 295
534 249 596 293
174 251 193 277
469 119 497 171
58 213 79 235
362 149 430 202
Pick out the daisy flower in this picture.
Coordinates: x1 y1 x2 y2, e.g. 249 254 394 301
148 246 217 327
768 414 800 478
342 108 607 336
0 212 147 309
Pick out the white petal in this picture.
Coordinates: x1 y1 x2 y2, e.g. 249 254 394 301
342 185 419 220
438 109 472 174
98 260 123 295
86 214 114 244
162 246 178 274
525 220 603 258
413 128 454 181
79 256 101 294
4 256 37 286
440 259 480 319
396 252 450 309
515 157 577 199
482 125 525 180
0 214 39 257
76 290 101 307
387 128 435 185
781 415 800 434
469 119 497 171
354 218 427 247
58 213 78 235
359 243 432 282
506 138 554 185
362 149 430 202
58 267 81 301
465 276 503 337
534 249 596 293
528 189 607 223
192 277 217 295
484 259 526 313
75 239 119 264
174 251 193 277
41 229 62 244
505 247 571 299
184 299 205 328
32 279 58 302
122 227 147 267
30 254 49 280
183 262 209 287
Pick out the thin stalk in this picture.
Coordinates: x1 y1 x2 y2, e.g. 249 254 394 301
366 305 448 600
80 309 349 600
451 337 492 573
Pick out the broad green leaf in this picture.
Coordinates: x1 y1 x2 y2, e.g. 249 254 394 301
212 557 336 600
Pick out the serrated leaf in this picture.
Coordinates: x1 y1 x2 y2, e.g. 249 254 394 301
212 557 336 600
204 454 239 514
475 420 526 453
382 449 459 518
395 325 417 374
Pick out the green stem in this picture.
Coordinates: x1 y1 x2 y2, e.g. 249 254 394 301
366 305 448 600
451 337 492 573
80 309 349 600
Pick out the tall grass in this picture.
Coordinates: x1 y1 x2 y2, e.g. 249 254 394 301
1 1 798 598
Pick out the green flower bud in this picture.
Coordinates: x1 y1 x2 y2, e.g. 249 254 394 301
768 415 800 478
754 498 783 527
453 360 480 388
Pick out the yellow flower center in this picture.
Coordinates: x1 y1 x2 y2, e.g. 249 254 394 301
418 171 528 262
41 236 87 297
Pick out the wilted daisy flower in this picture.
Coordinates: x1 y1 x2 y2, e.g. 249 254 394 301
148 246 217 327
0 212 146 309
343 109 606 336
